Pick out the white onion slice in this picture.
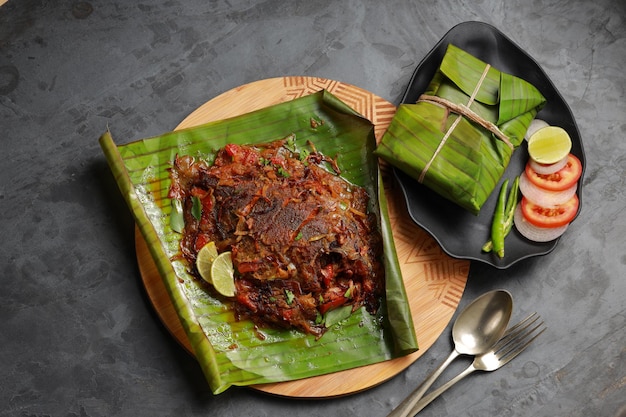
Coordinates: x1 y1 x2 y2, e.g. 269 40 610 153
528 154 569 175
524 119 550 141
514 204 568 242
519 172 578 207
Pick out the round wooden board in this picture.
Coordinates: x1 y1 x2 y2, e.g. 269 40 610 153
136 76 470 398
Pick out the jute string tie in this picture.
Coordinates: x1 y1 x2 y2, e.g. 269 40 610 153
416 64 514 183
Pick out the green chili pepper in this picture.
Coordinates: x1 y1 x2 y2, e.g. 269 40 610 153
490 179 509 258
502 176 519 234
483 176 520 256
481 240 495 253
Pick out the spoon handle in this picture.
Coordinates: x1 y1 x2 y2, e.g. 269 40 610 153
386 350 460 417
409 364 477 415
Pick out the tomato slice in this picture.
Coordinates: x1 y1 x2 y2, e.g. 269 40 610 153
514 204 568 242
525 154 582 191
520 195 579 228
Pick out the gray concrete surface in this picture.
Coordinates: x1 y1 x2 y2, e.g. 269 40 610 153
1 1 624 416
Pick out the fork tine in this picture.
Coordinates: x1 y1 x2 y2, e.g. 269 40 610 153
495 319 546 366
503 312 539 338
507 312 538 331
491 312 540 350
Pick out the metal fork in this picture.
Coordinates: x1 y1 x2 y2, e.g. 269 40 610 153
408 312 546 415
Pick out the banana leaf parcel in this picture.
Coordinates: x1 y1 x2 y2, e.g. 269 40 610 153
375 44 546 214
99 90 418 394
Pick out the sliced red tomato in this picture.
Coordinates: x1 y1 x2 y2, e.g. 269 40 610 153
319 296 347 315
514 204 568 242
224 143 259 165
520 195 579 228
194 233 211 252
525 154 582 191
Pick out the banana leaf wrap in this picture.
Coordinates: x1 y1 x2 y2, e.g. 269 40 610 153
375 44 546 214
99 90 417 394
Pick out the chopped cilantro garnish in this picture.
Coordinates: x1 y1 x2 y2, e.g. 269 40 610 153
299 148 310 165
315 311 324 325
344 286 352 299
284 133 297 152
285 289 295 305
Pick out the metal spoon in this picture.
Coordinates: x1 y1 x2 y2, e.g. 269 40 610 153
387 289 513 417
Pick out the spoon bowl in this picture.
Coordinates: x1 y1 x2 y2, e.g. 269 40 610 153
452 289 513 355
387 289 513 417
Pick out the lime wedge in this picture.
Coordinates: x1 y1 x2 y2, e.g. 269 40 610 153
210 252 236 297
528 126 572 164
196 241 218 284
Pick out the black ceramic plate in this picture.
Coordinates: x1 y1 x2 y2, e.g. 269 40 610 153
394 21 586 269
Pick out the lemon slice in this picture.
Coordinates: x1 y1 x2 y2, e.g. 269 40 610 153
196 241 218 283
527 126 572 164
210 251 236 297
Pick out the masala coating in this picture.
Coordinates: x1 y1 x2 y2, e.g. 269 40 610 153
169 138 384 336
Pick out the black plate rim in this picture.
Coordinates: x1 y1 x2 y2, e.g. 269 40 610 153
394 20 586 269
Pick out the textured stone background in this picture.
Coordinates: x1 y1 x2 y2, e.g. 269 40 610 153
1 1 624 416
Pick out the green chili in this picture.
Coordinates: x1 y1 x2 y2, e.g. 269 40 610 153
481 240 495 253
482 176 520 256
490 179 509 258
502 176 520 235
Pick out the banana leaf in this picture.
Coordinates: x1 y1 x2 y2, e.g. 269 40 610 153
99 90 417 394
375 44 546 214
